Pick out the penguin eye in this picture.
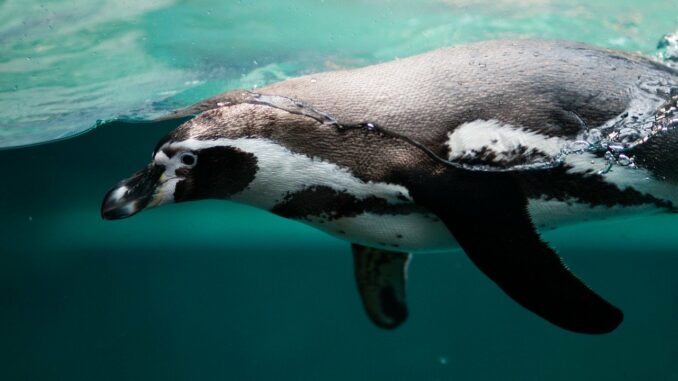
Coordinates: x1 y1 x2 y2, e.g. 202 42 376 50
180 152 197 166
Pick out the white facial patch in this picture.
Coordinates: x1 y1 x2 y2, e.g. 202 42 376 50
153 150 184 177
167 138 413 210
147 147 195 207
446 119 566 168
148 177 181 207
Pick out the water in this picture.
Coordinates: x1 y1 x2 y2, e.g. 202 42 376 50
2 0 677 148
2 1 678 380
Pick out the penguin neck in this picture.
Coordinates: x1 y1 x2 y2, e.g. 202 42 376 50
223 135 409 211
178 103 422 210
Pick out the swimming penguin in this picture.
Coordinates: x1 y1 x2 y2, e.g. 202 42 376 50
101 39 678 334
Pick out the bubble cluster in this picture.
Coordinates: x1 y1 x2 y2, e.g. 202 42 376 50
560 91 678 174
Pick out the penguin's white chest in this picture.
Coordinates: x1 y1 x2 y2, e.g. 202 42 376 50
301 211 460 253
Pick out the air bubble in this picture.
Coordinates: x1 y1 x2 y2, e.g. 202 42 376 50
617 127 640 142
617 154 634 166
566 140 589 153
585 128 602 144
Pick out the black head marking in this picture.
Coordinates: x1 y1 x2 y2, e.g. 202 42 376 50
153 133 173 157
174 146 258 202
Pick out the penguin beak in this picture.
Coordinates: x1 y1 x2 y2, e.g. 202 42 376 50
101 165 164 220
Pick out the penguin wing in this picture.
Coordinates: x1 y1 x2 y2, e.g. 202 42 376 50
352 244 410 329
407 170 623 334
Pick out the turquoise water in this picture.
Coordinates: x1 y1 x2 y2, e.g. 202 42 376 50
3 0 677 148
2 1 678 380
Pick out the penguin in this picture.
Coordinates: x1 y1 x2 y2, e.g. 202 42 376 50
101 39 678 334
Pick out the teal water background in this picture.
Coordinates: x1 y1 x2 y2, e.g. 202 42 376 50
2 1 678 380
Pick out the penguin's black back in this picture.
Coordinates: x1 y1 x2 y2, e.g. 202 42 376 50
262 39 678 144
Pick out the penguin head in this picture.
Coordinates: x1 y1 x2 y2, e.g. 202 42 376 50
101 135 258 220
101 101 344 220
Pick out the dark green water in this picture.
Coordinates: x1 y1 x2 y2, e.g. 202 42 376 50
3 1 678 380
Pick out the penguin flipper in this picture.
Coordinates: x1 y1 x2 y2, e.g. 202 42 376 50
409 173 623 334
352 244 411 329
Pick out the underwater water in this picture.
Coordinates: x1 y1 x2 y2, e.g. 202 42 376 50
2 0 678 380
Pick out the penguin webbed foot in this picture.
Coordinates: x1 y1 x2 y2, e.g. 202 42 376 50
352 244 410 329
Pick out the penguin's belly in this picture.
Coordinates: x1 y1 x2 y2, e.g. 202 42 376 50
301 212 459 253
303 197 663 253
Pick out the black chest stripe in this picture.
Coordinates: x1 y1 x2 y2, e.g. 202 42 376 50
270 186 420 221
